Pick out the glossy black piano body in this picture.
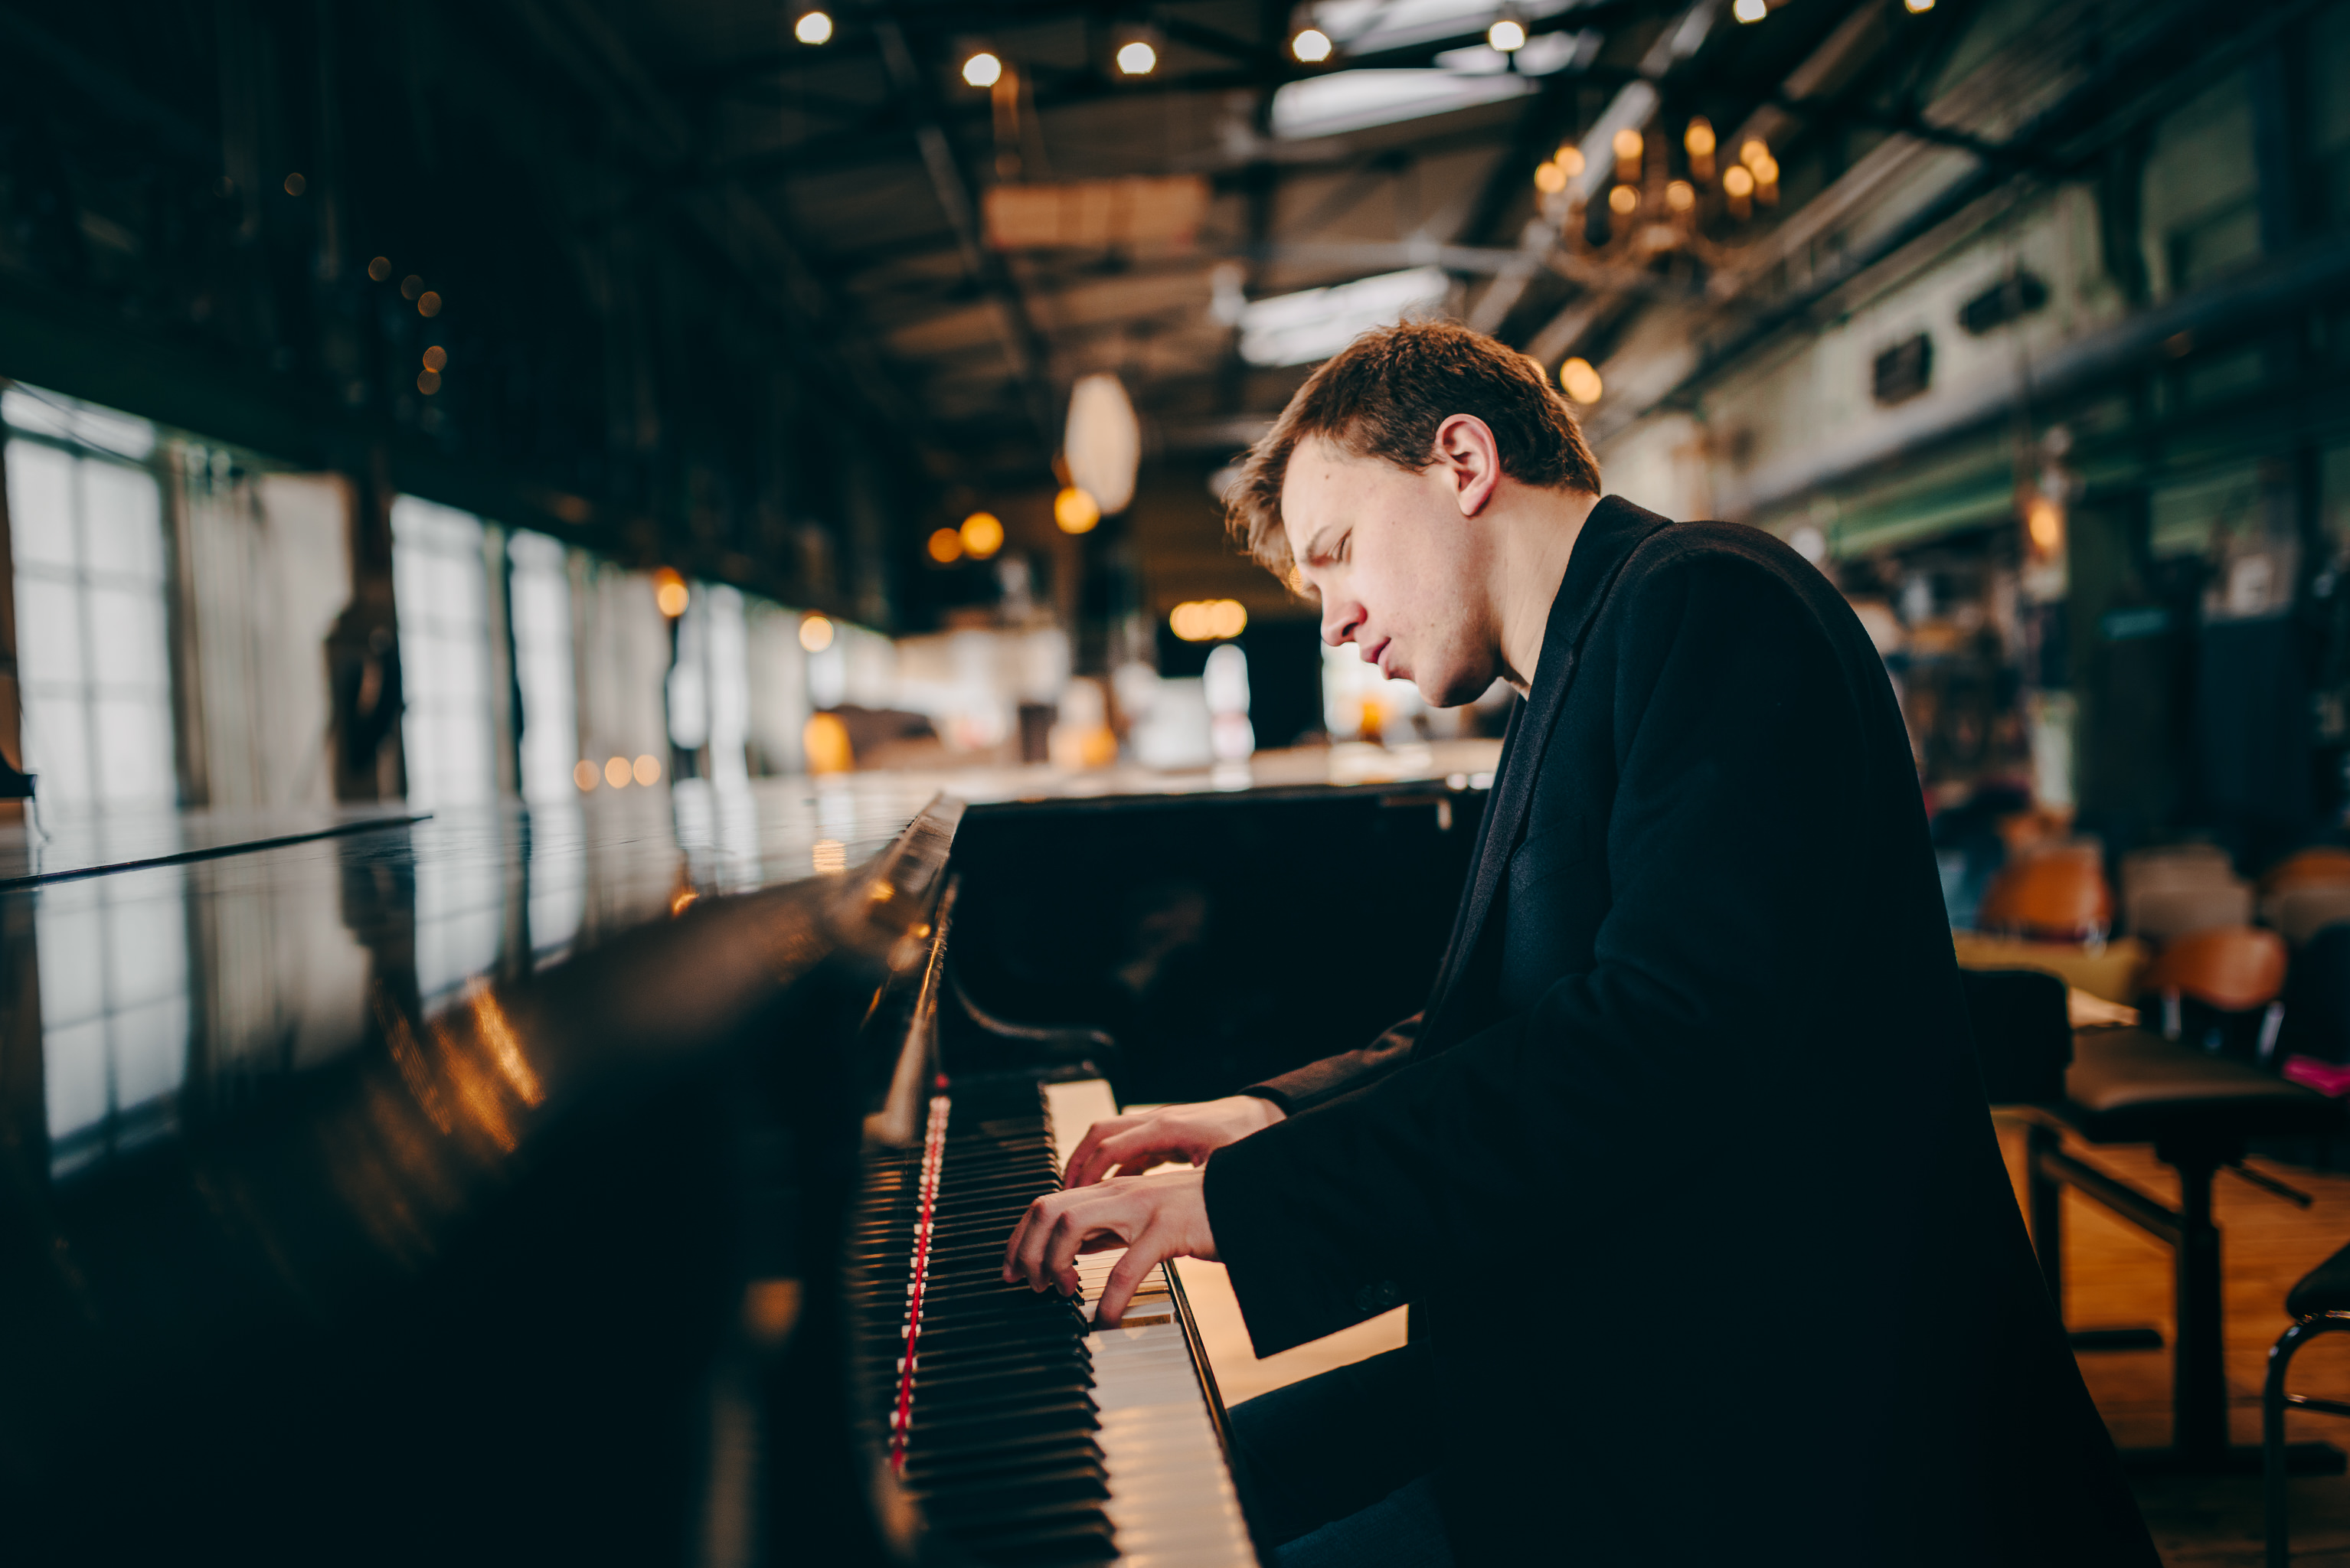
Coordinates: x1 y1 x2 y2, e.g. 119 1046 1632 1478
0 755 1489 1565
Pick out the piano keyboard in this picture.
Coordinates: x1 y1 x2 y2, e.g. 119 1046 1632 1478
849 1075 1257 1567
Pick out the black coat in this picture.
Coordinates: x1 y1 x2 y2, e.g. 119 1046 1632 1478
1201 498 2156 1566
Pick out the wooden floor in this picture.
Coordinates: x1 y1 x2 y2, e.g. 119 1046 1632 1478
1174 1124 2350 1565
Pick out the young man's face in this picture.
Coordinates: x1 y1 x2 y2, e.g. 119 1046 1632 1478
1280 436 1499 708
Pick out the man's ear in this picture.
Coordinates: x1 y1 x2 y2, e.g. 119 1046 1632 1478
1432 414 1502 518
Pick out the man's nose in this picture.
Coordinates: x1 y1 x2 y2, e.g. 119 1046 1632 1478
1320 596 1361 648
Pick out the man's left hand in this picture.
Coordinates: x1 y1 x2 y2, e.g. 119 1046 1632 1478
1002 1167 1218 1326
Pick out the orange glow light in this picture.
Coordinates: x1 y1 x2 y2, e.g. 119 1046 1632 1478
574 759 599 792
605 756 632 789
799 613 835 652
928 528 964 564
654 567 689 618
1169 599 1247 642
633 753 662 786
1054 485 1101 534
418 290 442 317
804 714 853 773
959 511 1004 558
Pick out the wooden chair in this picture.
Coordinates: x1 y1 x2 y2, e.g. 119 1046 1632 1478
2122 843 2237 902
2127 881 2254 944
2262 847 2350 899
2140 926 2289 1060
2272 885 2350 948
1978 848 2113 945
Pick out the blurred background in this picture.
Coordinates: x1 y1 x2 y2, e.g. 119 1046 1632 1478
0 0 2342 871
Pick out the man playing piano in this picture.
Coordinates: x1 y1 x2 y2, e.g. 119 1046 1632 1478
1005 321 2156 1566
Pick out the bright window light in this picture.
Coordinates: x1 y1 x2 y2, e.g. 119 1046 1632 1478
1309 0 1577 56
1238 266 1450 367
1270 69 1531 139
391 497 499 809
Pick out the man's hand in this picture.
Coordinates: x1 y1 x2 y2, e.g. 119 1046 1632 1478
1001 1167 1218 1325
1061 1095 1286 1189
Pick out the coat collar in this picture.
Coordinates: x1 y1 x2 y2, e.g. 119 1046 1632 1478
1420 495 1675 1044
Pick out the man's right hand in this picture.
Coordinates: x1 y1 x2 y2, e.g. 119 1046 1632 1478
1063 1095 1287 1188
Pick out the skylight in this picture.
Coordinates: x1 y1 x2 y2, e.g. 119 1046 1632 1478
1310 0 1583 57
1237 267 1451 367
1270 69 1531 139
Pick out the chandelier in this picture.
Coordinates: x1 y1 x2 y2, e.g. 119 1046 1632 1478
1531 117 1780 273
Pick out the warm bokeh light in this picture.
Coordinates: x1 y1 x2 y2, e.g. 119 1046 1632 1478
959 511 1004 557
1685 119 1716 158
1905 0 1934 11
1291 27 1331 62
1612 127 1642 176
2027 496 2065 554
799 613 835 652
670 887 698 916
812 838 849 874
1559 357 1603 404
422 345 448 371
1734 0 1767 20
1665 180 1695 212
418 290 442 317
1533 161 1567 194
927 527 964 563
368 256 391 282
401 274 424 300
1554 145 1585 178
795 10 832 44
604 756 632 788
1054 485 1100 534
1723 165 1756 198
417 369 442 395
1116 40 1156 74
653 567 689 617
1169 599 1247 642
633 753 661 786
1741 138 1770 169
1752 155 1780 186
804 714 854 774
963 51 1002 88
283 172 306 196
1487 18 1525 51
1608 185 1639 215
574 759 598 792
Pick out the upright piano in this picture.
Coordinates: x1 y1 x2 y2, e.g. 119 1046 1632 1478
0 746 1492 1565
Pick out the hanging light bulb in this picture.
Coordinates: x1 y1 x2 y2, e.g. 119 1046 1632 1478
1559 358 1603 404
1116 39 1157 74
1733 0 1767 21
795 11 832 44
1554 144 1586 178
963 51 1002 88
1488 18 1526 51
1055 487 1101 534
959 511 1004 558
1533 161 1567 194
1292 27 1332 62
1722 163 1755 217
1608 184 1639 215
1612 126 1643 184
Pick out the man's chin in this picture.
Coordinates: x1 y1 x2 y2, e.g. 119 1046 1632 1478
1411 669 1489 709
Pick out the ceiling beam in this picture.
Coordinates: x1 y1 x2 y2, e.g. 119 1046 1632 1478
860 1 1061 449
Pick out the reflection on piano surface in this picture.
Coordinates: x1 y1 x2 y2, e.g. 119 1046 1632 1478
0 746 1492 1564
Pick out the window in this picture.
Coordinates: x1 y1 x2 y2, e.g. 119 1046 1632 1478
507 528 579 804
391 497 498 808
4 396 178 812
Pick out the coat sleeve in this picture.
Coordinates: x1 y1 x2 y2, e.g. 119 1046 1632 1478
1242 1013 1422 1114
1201 552 1874 1355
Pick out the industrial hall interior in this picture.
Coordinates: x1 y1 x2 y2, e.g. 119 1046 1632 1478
0 0 2348 1563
